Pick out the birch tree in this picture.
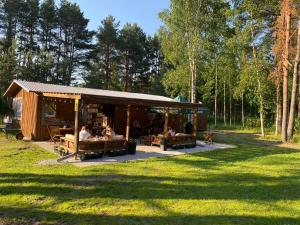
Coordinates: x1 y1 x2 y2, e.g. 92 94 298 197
159 0 228 103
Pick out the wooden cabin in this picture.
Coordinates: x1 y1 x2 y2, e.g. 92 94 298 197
4 80 206 145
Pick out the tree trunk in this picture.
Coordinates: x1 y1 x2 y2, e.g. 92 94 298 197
275 82 282 136
298 74 300 119
257 79 265 137
186 35 197 104
105 44 110 89
242 93 245 127
250 13 265 137
287 20 300 140
282 11 291 142
298 71 300 121
56 26 62 82
190 57 197 103
223 79 226 126
251 38 265 136
214 63 218 127
124 51 129 91
229 74 232 127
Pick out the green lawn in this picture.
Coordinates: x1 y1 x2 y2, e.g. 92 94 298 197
0 132 300 225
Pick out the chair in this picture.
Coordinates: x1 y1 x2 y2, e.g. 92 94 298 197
140 135 153 145
203 132 213 144
47 125 64 144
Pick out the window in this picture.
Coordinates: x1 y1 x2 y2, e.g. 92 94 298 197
12 98 22 120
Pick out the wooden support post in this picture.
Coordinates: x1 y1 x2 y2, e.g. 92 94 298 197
74 98 80 159
193 109 198 136
126 105 131 141
164 108 169 136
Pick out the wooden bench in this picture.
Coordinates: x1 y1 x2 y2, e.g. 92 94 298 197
58 137 128 160
140 135 154 145
152 134 196 150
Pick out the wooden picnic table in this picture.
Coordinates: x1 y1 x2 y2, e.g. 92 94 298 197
59 128 74 136
58 136 128 159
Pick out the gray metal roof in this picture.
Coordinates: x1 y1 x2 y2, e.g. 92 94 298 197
5 80 175 102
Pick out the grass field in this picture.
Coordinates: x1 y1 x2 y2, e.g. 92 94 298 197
0 131 300 225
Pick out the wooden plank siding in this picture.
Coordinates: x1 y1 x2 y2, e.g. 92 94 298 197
15 89 40 140
11 88 204 141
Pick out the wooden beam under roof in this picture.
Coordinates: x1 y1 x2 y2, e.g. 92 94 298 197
41 93 82 100
82 95 201 109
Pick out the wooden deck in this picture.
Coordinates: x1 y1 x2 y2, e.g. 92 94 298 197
35 141 236 167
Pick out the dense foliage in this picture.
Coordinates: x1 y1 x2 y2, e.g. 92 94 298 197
1 0 300 140
0 0 164 94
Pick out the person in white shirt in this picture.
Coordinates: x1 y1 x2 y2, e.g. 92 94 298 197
106 126 115 138
79 126 91 141
3 114 12 129
168 127 176 137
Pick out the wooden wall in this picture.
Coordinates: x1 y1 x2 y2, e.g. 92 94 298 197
13 89 207 140
15 89 39 140
13 90 75 141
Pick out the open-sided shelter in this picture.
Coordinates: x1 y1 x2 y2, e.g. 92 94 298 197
4 80 205 153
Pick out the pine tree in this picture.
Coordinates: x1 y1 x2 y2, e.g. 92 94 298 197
119 23 147 92
17 0 40 81
0 0 21 50
56 0 93 84
86 15 119 89
0 40 17 93
39 0 57 82
39 0 57 51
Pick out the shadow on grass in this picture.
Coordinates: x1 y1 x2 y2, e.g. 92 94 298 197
1 131 300 224
1 135 300 203
210 131 282 146
0 206 300 225
0 169 300 202
160 141 300 169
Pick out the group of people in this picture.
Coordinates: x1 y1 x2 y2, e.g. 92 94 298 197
72 117 193 141
79 125 116 141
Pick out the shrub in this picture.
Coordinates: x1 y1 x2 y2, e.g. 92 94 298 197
244 117 260 128
293 118 300 133
244 117 272 129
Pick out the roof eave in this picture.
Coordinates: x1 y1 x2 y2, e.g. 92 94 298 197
3 80 30 97
81 94 202 108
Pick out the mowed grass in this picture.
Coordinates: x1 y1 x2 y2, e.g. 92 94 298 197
0 132 300 225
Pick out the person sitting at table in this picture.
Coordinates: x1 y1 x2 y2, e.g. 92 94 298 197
168 127 176 137
106 126 116 138
102 126 115 139
79 126 91 141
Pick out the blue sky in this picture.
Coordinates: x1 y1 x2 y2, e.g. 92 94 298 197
58 0 170 35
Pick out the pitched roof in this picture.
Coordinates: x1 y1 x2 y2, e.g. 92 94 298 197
4 80 202 108
4 80 174 101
